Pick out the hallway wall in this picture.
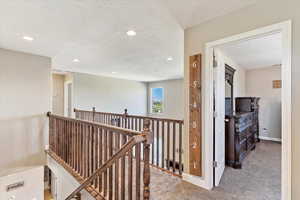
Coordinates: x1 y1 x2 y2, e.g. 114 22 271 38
147 79 184 120
0 48 51 170
73 73 147 115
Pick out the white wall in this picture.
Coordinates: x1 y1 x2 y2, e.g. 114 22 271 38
0 166 44 200
73 73 147 115
147 79 184 119
246 66 282 139
0 48 51 170
47 155 94 200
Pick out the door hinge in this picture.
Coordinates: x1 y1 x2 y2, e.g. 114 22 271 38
213 111 218 118
213 161 218 168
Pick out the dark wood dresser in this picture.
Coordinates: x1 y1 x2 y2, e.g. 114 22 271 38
236 97 260 142
225 97 260 169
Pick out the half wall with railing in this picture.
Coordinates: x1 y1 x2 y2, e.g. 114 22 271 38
74 108 184 177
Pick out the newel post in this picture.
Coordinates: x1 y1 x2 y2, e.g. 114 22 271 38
92 107 96 122
124 108 128 128
143 119 152 200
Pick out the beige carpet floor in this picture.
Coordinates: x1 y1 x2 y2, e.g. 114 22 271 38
150 140 281 200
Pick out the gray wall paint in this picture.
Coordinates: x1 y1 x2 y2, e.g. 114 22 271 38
246 66 282 139
0 48 51 170
73 73 147 115
147 79 184 120
184 0 300 197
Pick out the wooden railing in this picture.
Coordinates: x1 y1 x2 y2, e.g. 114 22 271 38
74 108 184 177
47 112 152 200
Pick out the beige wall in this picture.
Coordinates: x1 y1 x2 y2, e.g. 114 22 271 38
246 66 282 139
147 79 184 120
185 0 300 197
0 48 51 170
73 73 147 115
52 74 65 115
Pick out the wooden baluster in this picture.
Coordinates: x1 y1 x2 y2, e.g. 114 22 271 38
74 122 77 172
151 120 154 164
108 131 113 200
143 119 151 200
161 120 165 169
135 143 141 200
179 122 183 175
128 147 133 200
99 128 103 193
120 134 126 200
156 120 160 167
91 125 95 186
94 126 98 188
104 129 108 197
173 122 176 173
167 122 170 170
88 125 91 177
114 133 120 200
63 120 66 162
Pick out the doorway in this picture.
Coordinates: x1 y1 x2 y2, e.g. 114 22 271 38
64 81 73 117
204 21 291 200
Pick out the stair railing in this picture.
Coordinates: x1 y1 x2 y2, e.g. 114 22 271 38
47 112 152 200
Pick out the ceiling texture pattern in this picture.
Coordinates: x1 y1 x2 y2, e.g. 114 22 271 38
0 0 256 81
219 33 282 70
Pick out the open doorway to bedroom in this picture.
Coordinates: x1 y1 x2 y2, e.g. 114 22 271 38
204 21 291 200
213 32 282 199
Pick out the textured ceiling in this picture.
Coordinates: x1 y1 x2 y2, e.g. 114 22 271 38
219 33 282 70
0 0 183 82
0 0 257 81
161 0 257 28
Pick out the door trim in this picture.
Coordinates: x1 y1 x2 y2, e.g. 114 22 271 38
204 20 292 200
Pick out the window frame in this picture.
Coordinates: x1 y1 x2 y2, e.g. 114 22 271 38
150 87 164 114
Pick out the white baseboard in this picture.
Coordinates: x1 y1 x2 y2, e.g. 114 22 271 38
259 136 282 142
182 173 212 190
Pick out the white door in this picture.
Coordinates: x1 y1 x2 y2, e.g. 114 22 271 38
213 49 226 186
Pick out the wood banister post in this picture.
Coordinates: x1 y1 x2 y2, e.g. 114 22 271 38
92 107 96 122
143 119 152 200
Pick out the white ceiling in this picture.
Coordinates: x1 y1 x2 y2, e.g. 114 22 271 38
161 0 257 29
219 33 282 70
0 0 257 81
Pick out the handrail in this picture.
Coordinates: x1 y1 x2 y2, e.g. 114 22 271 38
65 135 146 200
48 113 142 137
74 108 184 123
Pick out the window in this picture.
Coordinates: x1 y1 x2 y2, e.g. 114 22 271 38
151 87 164 113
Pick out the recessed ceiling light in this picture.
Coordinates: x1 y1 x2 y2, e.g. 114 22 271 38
111 71 117 74
126 30 137 36
73 59 80 63
167 57 173 61
23 36 34 41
